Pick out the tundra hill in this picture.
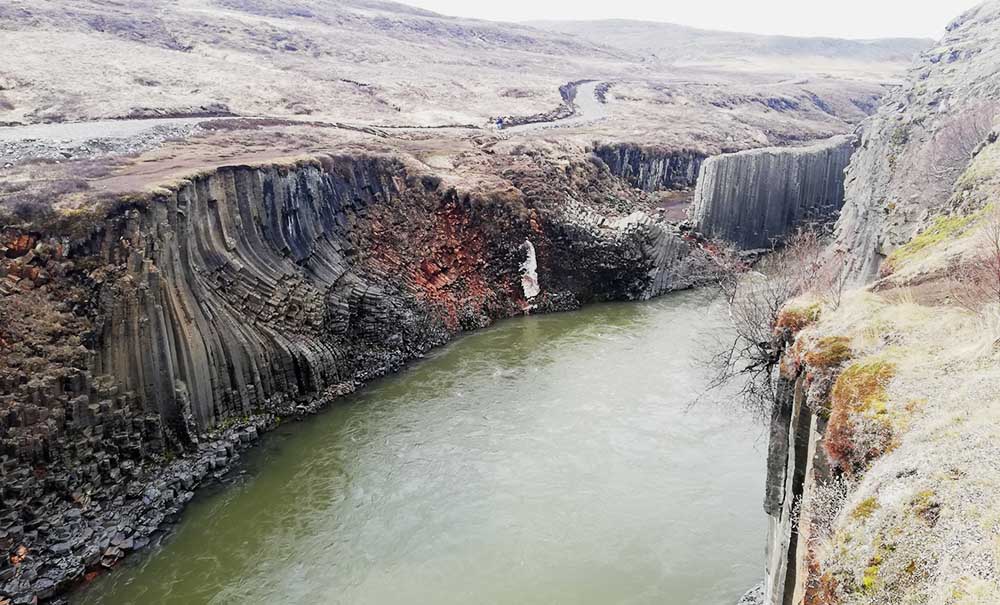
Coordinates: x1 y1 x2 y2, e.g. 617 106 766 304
528 19 932 78
0 0 928 130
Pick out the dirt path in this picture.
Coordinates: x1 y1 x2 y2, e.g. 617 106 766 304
0 81 610 167
0 117 208 143
0 117 209 166
501 81 609 135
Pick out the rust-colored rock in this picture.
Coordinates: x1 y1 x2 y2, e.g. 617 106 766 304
4 235 35 259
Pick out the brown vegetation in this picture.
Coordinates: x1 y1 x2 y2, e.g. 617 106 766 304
803 336 853 369
825 360 896 474
952 204 1000 311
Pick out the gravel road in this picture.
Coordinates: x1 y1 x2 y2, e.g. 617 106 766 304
501 80 609 135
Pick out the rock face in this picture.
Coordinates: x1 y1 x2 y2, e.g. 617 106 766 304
737 583 765 605
756 5 1000 605
692 136 854 249
835 1 1000 280
0 151 713 603
760 371 825 605
595 143 706 192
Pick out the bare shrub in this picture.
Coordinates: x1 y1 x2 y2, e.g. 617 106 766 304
813 249 851 310
930 102 999 182
793 476 852 547
707 228 826 418
952 204 1000 312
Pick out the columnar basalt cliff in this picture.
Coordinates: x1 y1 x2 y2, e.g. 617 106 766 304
760 367 825 605
692 136 855 249
594 143 706 192
0 150 713 602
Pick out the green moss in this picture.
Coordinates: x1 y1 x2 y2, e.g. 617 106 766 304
804 336 853 369
956 143 1000 191
910 489 941 525
912 489 935 506
853 497 880 520
825 360 897 471
832 360 896 414
863 553 883 591
884 212 981 272
861 539 898 594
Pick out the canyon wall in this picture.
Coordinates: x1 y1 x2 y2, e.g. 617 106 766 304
692 136 854 249
760 369 828 605
757 4 1000 605
594 144 706 192
0 151 712 601
834 2 1000 280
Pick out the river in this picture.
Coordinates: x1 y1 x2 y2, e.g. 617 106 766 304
75 291 765 605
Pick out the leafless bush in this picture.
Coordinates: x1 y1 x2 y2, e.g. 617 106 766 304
706 229 825 417
952 204 1000 311
930 102 998 182
815 250 852 310
792 476 852 547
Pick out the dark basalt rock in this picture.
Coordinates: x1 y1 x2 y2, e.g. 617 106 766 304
594 143 706 192
692 136 855 249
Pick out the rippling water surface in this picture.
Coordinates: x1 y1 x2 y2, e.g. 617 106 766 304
76 291 766 605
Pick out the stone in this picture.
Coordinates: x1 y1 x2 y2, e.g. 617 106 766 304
737 583 764 605
834 2 1000 280
692 135 855 249
48 542 71 555
595 144 705 192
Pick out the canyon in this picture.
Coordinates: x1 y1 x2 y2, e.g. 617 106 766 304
2 1 998 604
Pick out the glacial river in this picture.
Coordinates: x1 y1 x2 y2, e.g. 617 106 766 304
76 291 766 605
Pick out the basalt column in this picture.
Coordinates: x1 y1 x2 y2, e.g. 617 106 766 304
691 136 855 249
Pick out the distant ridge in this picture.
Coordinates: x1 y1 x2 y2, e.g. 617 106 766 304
526 19 933 67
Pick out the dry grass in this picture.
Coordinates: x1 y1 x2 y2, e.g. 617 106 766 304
791 277 1000 605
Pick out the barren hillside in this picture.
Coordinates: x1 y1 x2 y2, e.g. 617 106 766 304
529 19 931 76
0 0 928 132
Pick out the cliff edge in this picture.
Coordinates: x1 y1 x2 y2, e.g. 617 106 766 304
760 2 1000 604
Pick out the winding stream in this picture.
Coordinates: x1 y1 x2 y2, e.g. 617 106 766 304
75 291 765 605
